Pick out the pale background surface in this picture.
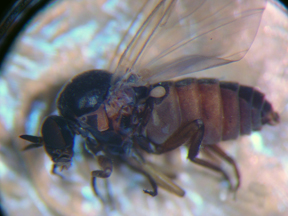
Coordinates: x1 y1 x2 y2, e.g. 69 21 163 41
0 0 288 215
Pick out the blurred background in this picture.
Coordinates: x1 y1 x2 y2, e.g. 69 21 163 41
0 0 288 215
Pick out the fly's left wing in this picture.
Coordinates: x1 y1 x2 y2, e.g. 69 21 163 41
113 0 266 85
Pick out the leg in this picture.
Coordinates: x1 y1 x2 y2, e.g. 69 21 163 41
85 137 102 155
190 157 233 190
91 156 113 197
91 176 115 208
124 159 158 197
185 120 238 190
126 158 185 197
91 176 100 197
205 145 241 191
141 162 185 197
91 155 113 178
143 175 158 197
132 120 204 196
136 119 204 154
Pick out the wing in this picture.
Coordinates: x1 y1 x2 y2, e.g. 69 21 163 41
112 0 266 85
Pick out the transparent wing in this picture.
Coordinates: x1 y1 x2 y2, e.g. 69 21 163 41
113 0 266 85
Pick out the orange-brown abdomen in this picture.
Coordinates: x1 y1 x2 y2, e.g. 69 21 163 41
174 78 279 145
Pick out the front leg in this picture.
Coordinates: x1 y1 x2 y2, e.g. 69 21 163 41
91 156 113 197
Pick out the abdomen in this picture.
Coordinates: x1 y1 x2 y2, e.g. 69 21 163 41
144 78 279 145
174 78 279 144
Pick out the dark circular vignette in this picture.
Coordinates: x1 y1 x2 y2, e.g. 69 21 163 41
0 2 53 215
0 0 53 72
1 0 286 71
280 0 288 7
0 198 5 216
0 0 287 216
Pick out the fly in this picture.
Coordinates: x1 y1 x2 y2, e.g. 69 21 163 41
20 0 278 198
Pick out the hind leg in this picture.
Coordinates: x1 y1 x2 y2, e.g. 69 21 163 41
205 144 241 191
189 144 240 191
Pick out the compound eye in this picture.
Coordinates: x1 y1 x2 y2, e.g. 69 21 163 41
41 116 75 158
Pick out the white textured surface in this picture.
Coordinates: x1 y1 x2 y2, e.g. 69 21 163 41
0 0 287 215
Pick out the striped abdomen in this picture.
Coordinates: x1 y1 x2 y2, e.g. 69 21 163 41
144 78 279 145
